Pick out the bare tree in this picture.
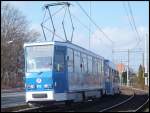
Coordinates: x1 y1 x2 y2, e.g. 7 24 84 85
1 3 40 88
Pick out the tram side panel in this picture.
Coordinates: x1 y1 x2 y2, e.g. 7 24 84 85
66 47 102 101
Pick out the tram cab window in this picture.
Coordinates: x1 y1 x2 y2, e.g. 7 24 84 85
26 45 53 72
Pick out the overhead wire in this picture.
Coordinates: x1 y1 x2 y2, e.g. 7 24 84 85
127 2 142 49
122 2 140 50
89 1 91 49
72 13 112 47
71 13 95 34
123 2 135 33
75 1 114 45
127 2 141 42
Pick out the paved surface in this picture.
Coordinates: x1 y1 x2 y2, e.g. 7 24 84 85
1 88 24 93
1 91 26 108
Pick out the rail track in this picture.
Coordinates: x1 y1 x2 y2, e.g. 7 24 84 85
3 87 148 112
99 87 149 112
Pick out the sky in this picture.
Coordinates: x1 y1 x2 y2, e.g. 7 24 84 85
2 1 149 72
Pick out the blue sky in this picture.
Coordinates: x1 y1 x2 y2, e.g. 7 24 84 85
3 1 149 72
4 1 148 27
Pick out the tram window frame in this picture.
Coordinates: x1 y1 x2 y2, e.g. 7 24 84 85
54 47 65 72
25 45 53 73
74 50 81 73
67 48 74 73
87 55 92 75
92 57 97 75
101 60 104 74
81 53 88 73
97 59 101 75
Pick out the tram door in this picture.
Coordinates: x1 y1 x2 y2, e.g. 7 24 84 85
53 46 67 93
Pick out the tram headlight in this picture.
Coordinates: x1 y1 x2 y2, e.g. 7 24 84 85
44 84 51 89
27 84 36 89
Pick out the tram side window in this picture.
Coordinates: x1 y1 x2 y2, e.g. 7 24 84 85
67 48 74 72
54 51 65 72
92 57 97 75
96 59 98 75
88 56 92 75
74 51 80 73
81 53 87 73
101 60 104 74
98 59 101 75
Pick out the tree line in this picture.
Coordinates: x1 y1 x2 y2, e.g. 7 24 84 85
121 64 145 89
1 3 40 88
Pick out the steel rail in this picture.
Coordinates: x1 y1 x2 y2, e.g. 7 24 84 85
99 87 148 112
99 94 135 112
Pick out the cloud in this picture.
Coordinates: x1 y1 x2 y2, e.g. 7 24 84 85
91 26 148 49
70 26 148 60
26 22 148 62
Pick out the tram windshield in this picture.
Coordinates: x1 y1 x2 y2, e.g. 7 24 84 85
25 45 53 72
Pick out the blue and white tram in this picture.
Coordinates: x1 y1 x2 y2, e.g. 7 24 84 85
24 41 119 105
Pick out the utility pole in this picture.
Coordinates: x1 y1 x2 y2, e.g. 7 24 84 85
112 42 114 63
113 49 144 86
143 51 144 69
120 58 123 86
142 51 145 87
127 49 130 86
146 33 149 86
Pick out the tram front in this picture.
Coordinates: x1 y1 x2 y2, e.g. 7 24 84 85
24 42 54 104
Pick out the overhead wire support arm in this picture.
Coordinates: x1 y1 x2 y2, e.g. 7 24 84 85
41 2 74 42
41 9 47 41
45 6 55 41
62 7 68 41
62 2 74 42
42 25 66 41
68 5 74 42
43 6 66 24
41 23 47 41
44 2 71 7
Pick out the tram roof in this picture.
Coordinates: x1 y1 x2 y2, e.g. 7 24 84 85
24 41 104 59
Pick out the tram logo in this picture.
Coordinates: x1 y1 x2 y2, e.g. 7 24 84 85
36 78 42 83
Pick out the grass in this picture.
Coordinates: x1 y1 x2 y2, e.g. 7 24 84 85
144 108 149 112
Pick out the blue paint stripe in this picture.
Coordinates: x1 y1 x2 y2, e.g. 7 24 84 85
25 71 53 92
